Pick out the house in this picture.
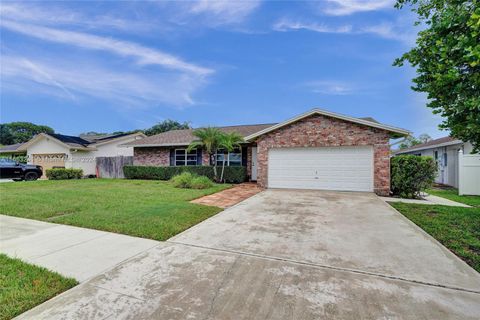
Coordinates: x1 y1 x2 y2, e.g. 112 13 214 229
124 108 409 195
0 132 145 177
394 136 477 188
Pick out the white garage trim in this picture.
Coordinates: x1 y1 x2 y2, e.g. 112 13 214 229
268 146 374 192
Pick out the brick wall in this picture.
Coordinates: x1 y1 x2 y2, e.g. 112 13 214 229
133 147 170 166
255 114 391 195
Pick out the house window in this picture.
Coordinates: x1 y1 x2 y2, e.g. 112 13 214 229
443 153 447 166
434 151 438 160
175 149 197 166
414 153 422 156
215 148 242 166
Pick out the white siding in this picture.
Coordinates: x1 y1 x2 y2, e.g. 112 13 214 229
27 137 71 165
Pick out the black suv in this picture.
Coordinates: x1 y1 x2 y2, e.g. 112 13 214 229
0 158 43 181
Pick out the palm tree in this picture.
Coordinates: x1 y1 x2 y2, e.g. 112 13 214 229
219 132 244 183
187 127 224 182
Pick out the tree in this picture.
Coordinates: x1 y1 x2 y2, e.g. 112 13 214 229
218 132 244 183
1 122 54 144
398 133 433 149
0 124 14 145
144 119 190 136
187 127 224 182
394 0 480 152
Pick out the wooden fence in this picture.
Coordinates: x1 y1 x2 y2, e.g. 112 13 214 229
96 156 133 178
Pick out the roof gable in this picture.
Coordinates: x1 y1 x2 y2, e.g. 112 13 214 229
244 108 410 141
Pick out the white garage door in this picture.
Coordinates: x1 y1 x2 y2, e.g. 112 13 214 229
268 146 374 192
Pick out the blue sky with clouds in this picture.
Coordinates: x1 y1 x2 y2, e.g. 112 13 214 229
0 0 445 138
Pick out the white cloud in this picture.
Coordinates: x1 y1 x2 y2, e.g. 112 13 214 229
183 0 261 25
322 0 394 16
1 20 213 76
1 55 204 107
272 18 413 43
0 2 152 32
304 81 356 95
273 19 352 34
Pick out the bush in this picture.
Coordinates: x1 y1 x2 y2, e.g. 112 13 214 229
171 172 195 188
46 168 83 180
391 155 437 199
124 165 247 183
191 175 214 189
170 172 214 189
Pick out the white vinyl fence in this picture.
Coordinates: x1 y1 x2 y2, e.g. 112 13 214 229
458 150 480 195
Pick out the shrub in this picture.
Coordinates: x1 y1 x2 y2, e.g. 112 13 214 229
170 172 214 189
191 175 214 189
124 165 246 183
391 155 437 199
46 168 83 180
171 172 195 188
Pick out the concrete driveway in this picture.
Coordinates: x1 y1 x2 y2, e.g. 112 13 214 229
15 190 480 319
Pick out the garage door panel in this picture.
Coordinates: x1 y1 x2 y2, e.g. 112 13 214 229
268 147 373 192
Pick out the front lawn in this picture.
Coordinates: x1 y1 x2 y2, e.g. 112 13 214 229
427 188 480 207
0 254 77 320
0 179 230 241
390 202 480 272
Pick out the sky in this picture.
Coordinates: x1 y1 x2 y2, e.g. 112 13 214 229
0 0 445 139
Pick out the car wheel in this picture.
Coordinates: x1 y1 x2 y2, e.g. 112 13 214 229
24 172 39 181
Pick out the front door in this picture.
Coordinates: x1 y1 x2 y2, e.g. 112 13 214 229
251 147 258 181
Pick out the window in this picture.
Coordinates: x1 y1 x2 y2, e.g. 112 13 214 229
414 153 422 156
434 151 438 160
215 148 242 166
443 153 447 166
175 149 197 166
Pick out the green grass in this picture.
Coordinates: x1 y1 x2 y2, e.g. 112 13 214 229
390 202 480 272
427 188 480 207
0 254 77 320
0 179 230 241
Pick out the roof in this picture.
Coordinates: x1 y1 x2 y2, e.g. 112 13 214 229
244 108 410 141
123 123 276 147
20 132 145 151
394 136 463 154
79 133 137 143
125 108 409 148
0 143 26 153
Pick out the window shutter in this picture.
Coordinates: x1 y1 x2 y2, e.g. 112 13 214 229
197 148 202 166
242 146 248 167
169 149 175 166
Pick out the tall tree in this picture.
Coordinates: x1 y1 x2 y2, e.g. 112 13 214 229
219 132 244 183
394 0 480 152
187 127 224 182
144 119 190 136
1 122 54 144
0 124 15 145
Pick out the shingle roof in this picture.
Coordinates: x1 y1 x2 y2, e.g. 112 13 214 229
0 143 25 153
394 136 462 154
50 133 92 148
124 123 277 147
79 133 133 143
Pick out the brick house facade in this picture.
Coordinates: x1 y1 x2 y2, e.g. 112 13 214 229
254 114 391 196
125 109 408 196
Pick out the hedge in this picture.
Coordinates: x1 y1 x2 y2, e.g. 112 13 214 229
124 165 247 183
391 155 437 199
46 168 83 180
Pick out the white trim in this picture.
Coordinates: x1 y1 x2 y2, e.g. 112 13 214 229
174 148 197 166
244 108 410 141
395 140 463 154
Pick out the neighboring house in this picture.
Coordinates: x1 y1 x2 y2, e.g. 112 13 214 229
394 136 477 188
0 143 27 156
124 108 409 195
2 132 145 177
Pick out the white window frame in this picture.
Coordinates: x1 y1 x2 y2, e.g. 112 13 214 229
175 148 197 166
215 148 242 166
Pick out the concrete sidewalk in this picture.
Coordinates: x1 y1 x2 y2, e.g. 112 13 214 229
0 215 159 282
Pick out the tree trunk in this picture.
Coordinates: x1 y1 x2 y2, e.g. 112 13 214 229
210 153 218 182
220 154 226 183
